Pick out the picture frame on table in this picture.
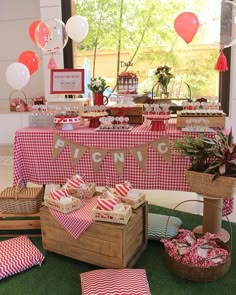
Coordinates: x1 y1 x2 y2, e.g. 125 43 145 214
50 69 85 94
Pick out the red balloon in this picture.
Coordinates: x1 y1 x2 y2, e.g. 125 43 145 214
18 51 40 75
28 20 41 43
174 12 199 44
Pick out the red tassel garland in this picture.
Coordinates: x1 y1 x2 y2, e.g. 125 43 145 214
215 50 228 72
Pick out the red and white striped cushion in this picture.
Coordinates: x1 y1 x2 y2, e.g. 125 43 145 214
0 236 45 280
80 269 151 295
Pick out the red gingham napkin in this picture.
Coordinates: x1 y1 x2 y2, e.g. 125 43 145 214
49 196 98 239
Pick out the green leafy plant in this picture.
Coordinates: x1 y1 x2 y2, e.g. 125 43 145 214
88 77 110 94
173 129 236 180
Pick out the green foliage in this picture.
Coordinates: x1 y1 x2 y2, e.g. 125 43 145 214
73 0 220 97
173 130 236 179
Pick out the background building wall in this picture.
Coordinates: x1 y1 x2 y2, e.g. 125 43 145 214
0 0 44 112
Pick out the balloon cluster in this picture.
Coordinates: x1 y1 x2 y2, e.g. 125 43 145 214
5 15 89 90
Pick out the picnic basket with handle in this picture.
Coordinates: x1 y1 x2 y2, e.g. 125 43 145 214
0 181 44 214
9 90 27 112
163 200 232 282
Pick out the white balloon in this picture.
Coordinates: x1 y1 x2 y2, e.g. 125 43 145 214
6 62 30 90
66 15 89 43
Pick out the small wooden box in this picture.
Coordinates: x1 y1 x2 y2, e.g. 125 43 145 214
176 112 226 128
40 201 148 268
109 105 143 125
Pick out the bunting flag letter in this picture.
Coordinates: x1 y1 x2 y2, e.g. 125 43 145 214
150 136 171 163
89 148 107 173
70 143 87 167
53 134 69 159
129 144 148 172
110 149 127 176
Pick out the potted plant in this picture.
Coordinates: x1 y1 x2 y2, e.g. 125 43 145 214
88 77 110 105
172 129 236 198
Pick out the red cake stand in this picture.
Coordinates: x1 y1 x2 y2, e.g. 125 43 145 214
143 113 170 131
81 113 108 128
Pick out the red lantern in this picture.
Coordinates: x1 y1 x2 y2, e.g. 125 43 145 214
174 12 199 44
28 20 41 43
18 51 40 75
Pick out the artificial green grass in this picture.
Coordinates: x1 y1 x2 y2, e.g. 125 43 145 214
0 205 235 295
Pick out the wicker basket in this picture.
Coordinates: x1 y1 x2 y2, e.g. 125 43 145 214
185 170 236 198
0 184 44 214
66 183 96 199
92 204 132 225
114 192 146 209
9 90 27 112
164 239 231 282
163 200 232 282
44 195 81 214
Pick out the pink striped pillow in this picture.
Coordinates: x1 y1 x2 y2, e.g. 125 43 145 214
80 269 151 295
0 236 45 280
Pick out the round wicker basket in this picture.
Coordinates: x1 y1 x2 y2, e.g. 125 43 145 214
164 239 231 282
163 200 232 282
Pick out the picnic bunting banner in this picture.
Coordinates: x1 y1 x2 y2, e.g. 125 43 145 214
52 134 170 174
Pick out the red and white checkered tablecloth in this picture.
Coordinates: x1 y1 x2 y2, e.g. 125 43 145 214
49 196 98 239
13 120 233 216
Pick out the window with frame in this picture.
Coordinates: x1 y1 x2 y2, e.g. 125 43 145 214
62 0 232 114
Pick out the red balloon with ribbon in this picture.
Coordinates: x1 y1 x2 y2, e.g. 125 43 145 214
18 51 40 75
174 12 199 44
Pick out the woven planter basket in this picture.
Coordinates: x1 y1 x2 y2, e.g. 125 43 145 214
185 170 236 199
163 200 232 282
0 185 44 214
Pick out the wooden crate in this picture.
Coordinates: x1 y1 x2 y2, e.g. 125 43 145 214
176 112 226 128
40 201 148 268
0 212 41 237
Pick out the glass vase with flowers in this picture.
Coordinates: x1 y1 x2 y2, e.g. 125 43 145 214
154 65 174 98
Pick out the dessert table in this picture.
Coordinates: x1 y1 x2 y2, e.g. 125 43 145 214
13 119 233 216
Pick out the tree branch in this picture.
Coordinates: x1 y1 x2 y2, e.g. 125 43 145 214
110 5 154 95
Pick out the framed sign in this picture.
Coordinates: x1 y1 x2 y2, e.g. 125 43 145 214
50 69 85 94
